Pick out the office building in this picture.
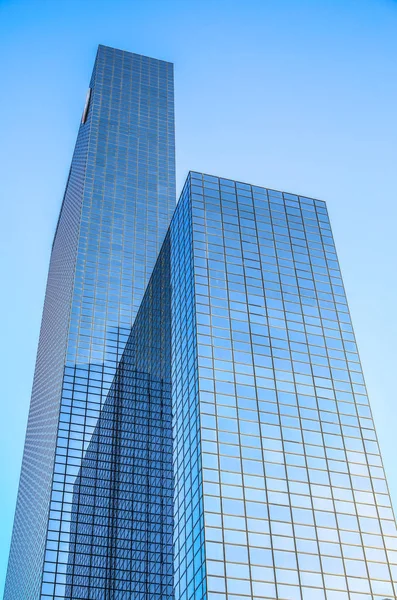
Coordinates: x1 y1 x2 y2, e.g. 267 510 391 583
170 172 397 600
4 44 175 600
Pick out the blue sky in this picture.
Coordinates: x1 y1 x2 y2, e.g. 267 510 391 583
0 0 396 593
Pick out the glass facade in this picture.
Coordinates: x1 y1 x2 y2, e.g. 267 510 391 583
4 45 175 600
171 180 207 600
186 172 397 600
66 236 173 598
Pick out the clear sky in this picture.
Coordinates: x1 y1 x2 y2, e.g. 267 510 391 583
0 0 396 593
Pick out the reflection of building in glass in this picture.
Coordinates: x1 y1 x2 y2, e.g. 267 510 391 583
4 45 175 600
66 238 173 598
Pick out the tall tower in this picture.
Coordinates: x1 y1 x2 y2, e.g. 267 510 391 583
4 45 175 600
170 172 397 600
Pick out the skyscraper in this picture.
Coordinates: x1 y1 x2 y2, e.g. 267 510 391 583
5 45 397 600
4 45 175 600
169 172 397 600
61 171 397 600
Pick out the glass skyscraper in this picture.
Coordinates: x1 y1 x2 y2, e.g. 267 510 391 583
5 47 397 600
4 45 175 600
169 173 397 600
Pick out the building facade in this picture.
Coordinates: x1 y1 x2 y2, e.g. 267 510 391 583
179 172 397 600
65 236 173 599
4 45 175 600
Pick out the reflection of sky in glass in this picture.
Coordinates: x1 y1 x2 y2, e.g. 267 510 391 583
187 172 397 600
